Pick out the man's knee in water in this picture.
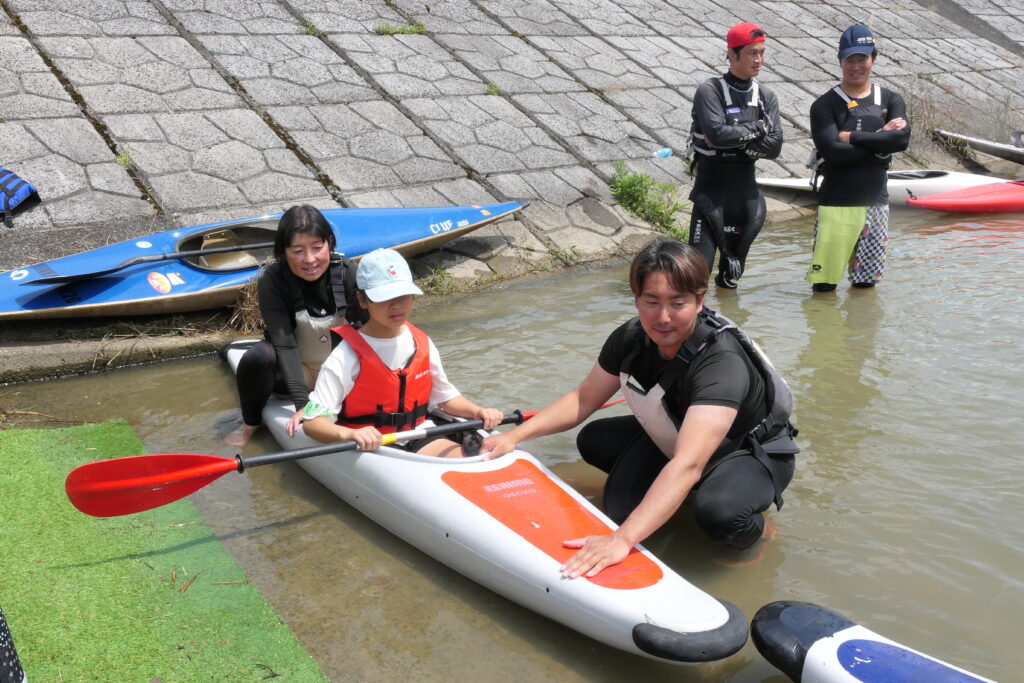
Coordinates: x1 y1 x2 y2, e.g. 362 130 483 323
576 421 617 474
694 501 765 549
812 282 837 292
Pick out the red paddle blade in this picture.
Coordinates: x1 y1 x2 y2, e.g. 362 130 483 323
66 453 238 517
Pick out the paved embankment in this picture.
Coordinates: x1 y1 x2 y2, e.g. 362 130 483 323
3 0 1023 278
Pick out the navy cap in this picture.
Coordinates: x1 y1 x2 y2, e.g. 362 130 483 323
839 24 876 59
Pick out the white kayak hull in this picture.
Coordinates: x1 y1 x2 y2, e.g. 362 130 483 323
757 170 1009 206
751 601 994 682
223 341 748 663
934 128 1024 166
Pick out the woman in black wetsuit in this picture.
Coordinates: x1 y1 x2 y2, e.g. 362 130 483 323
225 205 362 446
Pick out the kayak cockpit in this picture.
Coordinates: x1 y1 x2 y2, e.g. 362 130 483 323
177 221 277 272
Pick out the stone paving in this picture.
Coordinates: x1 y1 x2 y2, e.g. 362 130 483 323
2 0 1022 280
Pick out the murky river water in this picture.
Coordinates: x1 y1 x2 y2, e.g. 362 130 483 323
5 209 1022 681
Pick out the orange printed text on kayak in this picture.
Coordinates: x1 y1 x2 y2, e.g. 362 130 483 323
443 459 663 589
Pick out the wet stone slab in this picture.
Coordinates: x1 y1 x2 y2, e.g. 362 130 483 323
161 0 302 35
0 36 80 120
435 34 585 95
38 36 241 115
512 91 654 163
475 0 588 37
404 95 575 174
531 36 661 91
341 34 484 99
103 109 327 212
8 0 174 37
197 34 378 105
269 101 465 192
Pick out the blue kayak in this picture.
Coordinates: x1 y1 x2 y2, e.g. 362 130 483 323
752 601 994 682
1 201 525 320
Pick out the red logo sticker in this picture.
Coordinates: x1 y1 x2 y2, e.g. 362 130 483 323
147 272 172 294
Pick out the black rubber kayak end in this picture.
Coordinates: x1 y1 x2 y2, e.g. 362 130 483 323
750 600 856 682
632 599 748 663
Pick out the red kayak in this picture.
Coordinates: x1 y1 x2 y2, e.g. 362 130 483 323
907 181 1024 212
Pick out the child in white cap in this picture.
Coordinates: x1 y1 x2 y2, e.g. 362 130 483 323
293 248 503 456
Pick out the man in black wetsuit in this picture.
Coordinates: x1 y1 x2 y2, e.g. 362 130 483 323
481 239 798 578
688 22 783 290
806 24 910 292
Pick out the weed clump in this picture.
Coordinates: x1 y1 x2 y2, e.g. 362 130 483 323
610 161 688 240
374 22 426 35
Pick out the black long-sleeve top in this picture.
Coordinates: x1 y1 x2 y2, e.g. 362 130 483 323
810 86 911 206
258 257 358 410
690 72 783 190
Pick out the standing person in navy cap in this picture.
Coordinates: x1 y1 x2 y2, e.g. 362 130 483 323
806 25 910 293
686 22 783 290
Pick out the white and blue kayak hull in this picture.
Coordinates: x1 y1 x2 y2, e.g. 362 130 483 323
751 601 994 682
2 201 525 320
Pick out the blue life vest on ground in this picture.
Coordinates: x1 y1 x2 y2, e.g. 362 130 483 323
0 168 38 220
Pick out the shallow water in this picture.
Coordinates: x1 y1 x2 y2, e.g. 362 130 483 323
5 209 1022 681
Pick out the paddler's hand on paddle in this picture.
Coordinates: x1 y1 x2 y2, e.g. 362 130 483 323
475 407 504 431
285 408 305 437
560 532 632 579
341 425 383 451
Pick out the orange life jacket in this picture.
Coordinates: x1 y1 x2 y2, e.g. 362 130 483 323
333 323 432 433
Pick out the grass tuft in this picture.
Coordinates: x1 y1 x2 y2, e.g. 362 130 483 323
418 266 457 295
610 161 688 239
374 21 426 35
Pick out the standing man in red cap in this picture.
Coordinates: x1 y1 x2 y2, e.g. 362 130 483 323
805 24 910 293
687 22 782 290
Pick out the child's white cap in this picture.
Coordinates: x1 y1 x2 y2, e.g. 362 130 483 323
356 248 424 302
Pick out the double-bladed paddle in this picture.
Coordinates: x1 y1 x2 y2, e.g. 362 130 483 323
65 399 627 518
21 241 274 286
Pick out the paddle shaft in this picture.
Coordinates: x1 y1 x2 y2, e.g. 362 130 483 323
25 241 274 285
238 411 524 470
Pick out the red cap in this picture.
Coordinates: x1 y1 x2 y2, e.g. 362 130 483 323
727 22 765 49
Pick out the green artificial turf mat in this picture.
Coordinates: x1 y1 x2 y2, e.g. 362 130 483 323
0 421 326 682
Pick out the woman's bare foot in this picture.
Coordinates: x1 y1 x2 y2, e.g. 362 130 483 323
225 423 260 446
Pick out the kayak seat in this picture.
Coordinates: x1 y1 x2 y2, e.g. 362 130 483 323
195 230 259 270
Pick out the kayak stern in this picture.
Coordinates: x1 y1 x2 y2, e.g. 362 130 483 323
633 598 748 662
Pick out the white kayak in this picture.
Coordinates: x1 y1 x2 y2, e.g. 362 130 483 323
751 601 994 682
222 341 748 663
934 128 1024 166
757 170 1009 206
